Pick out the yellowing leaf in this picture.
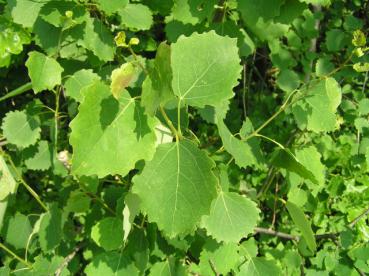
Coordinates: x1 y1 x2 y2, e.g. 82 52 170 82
110 62 140 99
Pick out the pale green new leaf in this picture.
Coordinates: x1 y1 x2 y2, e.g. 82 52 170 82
25 51 63 93
64 69 100 102
118 4 153 31
132 140 218 237
199 240 239 276
70 82 156 178
237 257 282 276
292 78 341 132
23 140 52 171
203 192 260 243
171 31 242 108
1 110 40 148
5 213 32 249
91 217 124 251
85 252 139 276
286 201 317 252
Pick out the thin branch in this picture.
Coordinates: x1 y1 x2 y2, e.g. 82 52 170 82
349 206 369 227
0 242 32 268
208 259 220 276
55 243 83 276
254 227 338 241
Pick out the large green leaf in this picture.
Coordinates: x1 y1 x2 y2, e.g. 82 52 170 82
202 192 260 243
286 201 317 252
95 0 128 15
25 51 63 93
132 140 218 237
23 140 52 171
70 81 156 178
171 31 242 108
292 78 341 132
7 0 47 28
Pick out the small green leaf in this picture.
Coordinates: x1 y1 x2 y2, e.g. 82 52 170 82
5 213 32 249
203 192 260 243
64 69 101 102
39 205 63 252
353 62 369 72
96 0 128 15
118 4 153 31
238 257 282 276
25 51 64 93
91 217 124 251
23 140 52 171
286 201 317 252
1 110 40 148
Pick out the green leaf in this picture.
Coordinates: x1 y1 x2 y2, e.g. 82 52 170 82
25 51 64 93
70 81 156 178
77 17 115 62
353 62 369 72
202 191 260 243
237 0 284 26
39 205 63 252
217 117 264 169
238 257 282 276
64 69 101 102
171 31 242 108
95 0 128 15
142 42 174 116
1 110 40 148
149 258 186 276
65 191 91 214
276 69 300 92
271 148 318 185
292 78 341 132
352 30 366 47
23 140 52 171
5 213 32 249
85 252 139 276
118 4 153 31
7 0 47 28
0 156 17 230
132 140 218 237
325 29 346 52
198 239 239 275
286 201 317 252
110 62 141 99
123 192 141 242
91 217 124 251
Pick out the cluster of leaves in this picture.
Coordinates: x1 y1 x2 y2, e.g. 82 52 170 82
0 0 369 275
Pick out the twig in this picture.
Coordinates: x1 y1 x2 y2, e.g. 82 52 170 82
159 106 181 140
254 227 338 241
208 259 220 276
349 206 369 227
54 244 83 276
0 242 32 268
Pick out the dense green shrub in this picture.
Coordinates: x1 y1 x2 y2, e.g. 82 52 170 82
0 0 369 275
